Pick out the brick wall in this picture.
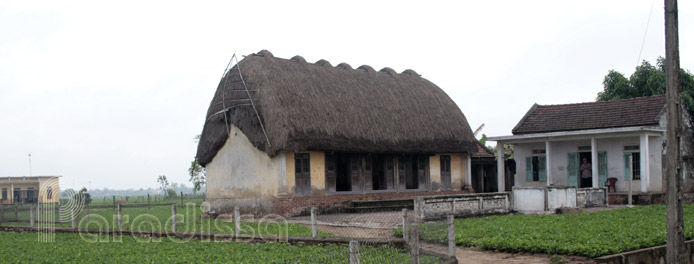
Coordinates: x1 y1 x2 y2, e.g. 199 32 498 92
272 190 471 217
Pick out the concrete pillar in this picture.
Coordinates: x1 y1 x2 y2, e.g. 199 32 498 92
465 153 472 191
545 140 552 186
496 142 505 192
640 134 650 192
591 138 599 188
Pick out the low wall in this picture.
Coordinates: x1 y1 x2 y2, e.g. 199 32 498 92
513 186 577 213
595 239 694 264
577 188 608 208
413 192 511 221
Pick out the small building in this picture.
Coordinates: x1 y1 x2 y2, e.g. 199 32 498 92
196 50 479 215
489 95 693 197
0 176 60 204
470 142 498 193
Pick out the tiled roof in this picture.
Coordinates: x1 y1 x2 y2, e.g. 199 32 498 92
512 95 666 135
472 141 495 158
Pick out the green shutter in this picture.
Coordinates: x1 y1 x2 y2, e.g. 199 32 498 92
598 151 608 187
539 156 547 182
624 153 631 180
567 152 578 187
526 156 533 182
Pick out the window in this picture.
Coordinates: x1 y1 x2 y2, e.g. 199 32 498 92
624 151 641 180
440 155 452 190
1 188 6 200
47 186 53 199
632 153 641 180
525 155 547 182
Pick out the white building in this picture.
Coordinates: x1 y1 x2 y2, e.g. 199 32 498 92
489 95 683 194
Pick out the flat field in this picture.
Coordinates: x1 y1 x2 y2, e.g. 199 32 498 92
395 205 694 258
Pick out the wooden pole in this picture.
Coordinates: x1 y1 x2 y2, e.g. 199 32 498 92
665 0 684 262
180 192 183 207
171 204 176 232
411 224 419 264
311 207 317 238
147 194 151 211
30 207 34 228
71 208 76 229
86 203 90 222
349 240 360 264
448 214 455 258
112 195 116 210
14 204 18 220
234 206 240 236
117 204 122 230
402 208 408 243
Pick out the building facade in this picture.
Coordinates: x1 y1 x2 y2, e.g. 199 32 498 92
0 176 60 205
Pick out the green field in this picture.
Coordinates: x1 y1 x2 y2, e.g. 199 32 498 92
395 205 694 257
0 231 443 264
2 204 331 237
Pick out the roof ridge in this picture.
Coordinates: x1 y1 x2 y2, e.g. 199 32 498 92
536 94 666 108
252 49 421 77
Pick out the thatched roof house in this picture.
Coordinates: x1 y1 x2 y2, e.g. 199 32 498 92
197 50 478 215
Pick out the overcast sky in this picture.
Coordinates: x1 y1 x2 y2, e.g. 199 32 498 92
1 0 692 190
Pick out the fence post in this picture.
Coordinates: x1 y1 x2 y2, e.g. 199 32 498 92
113 195 116 210
171 204 176 232
180 192 183 207
349 240 360 264
448 214 455 258
402 208 408 243
0 205 3 224
86 203 90 222
147 194 151 211
30 207 34 227
14 204 18 220
71 207 76 229
411 224 419 264
311 207 317 238
234 205 240 235
117 204 122 230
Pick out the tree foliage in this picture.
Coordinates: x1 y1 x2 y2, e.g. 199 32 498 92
156 175 169 194
597 57 694 114
188 134 206 193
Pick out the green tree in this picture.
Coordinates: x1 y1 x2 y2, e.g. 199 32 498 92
189 134 206 193
73 187 92 205
156 175 169 195
597 57 694 114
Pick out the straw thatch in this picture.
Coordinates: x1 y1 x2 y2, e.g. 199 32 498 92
196 50 477 166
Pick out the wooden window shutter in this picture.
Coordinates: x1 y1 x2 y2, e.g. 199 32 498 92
567 152 578 187
624 153 631 180
539 156 547 182
525 156 533 182
350 155 362 192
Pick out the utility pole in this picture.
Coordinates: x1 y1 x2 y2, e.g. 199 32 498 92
28 154 32 176
664 0 684 263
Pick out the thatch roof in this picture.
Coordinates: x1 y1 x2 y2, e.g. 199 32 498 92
196 50 477 166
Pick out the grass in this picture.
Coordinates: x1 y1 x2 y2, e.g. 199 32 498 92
0 231 444 264
2 204 332 237
395 205 694 258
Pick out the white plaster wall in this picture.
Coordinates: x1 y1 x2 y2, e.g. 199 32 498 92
546 188 577 209
205 125 284 199
514 135 663 192
512 188 545 211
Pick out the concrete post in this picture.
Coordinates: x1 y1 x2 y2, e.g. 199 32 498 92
496 142 506 192
349 240 360 264
591 138 599 188
411 224 419 264
310 207 317 238
234 205 240 235
171 204 176 232
30 207 34 228
71 207 76 229
402 208 408 243
448 214 455 258
117 204 122 230
546 140 552 186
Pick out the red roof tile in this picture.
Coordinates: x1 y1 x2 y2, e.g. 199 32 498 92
472 141 495 158
512 95 665 135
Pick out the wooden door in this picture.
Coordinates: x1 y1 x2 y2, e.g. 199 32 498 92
363 155 372 191
567 152 578 187
385 156 395 190
325 153 336 193
350 155 362 192
440 155 451 190
398 156 406 190
295 153 311 196
417 156 427 190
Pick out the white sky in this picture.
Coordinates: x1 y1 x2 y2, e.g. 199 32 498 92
1 0 692 189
